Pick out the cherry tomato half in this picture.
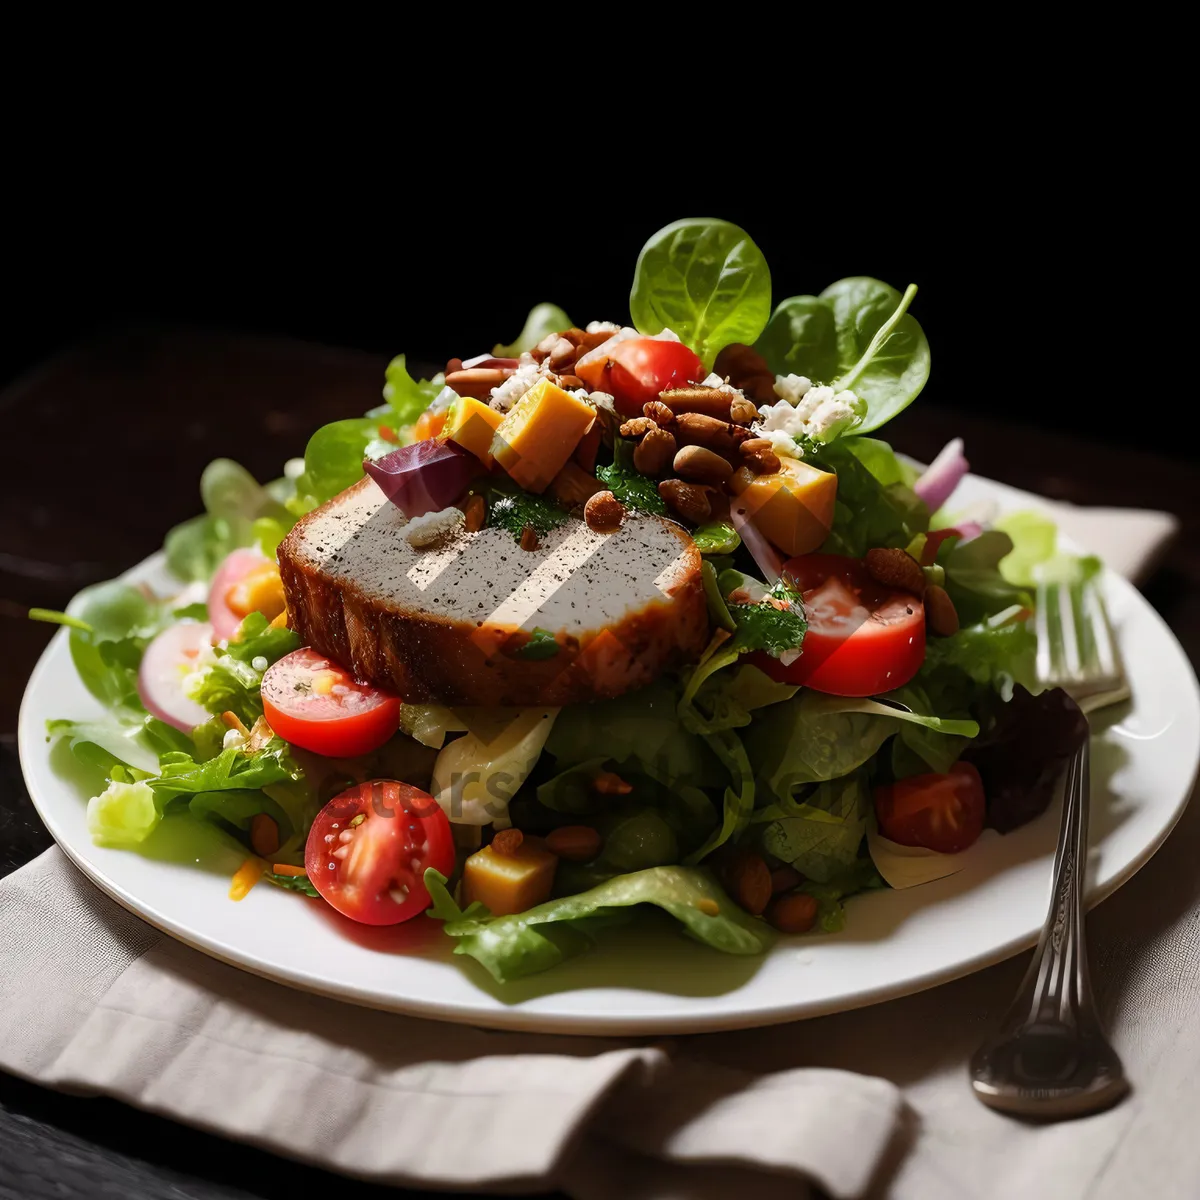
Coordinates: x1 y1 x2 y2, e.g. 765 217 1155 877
576 337 704 417
262 647 401 758
751 554 926 696
874 762 986 854
305 780 454 924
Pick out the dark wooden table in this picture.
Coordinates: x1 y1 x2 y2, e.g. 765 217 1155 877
2 328 1197 1199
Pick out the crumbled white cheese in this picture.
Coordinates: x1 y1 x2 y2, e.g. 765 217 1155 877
429 385 459 414
586 320 621 334
489 358 545 412
773 374 813 404
571 389 593 406
756 382 860 444
223 728 246 750
283 457 306 481
760 429 805 460
700 371 741 394
404 506 466 548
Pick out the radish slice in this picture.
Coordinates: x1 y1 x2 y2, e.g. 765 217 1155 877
138 621 214 732
914 438 969 512
208 548 268 642
365 440 480 519
730 502 784 584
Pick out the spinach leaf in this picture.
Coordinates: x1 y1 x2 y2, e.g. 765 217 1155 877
492 303 573 357
756 277 930 434
938 530 1032 625
760 771 871 883
630 219 772 368
424 864 772 982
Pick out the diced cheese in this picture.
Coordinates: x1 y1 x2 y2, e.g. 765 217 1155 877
728 458 838 557
462 841 558 915
489 358 545 412
491 379 596 494
445 395 505 464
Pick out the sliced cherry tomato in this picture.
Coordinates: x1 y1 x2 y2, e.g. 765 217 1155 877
261 647 401 758
874 762 986 854
305 780 454 924
751 553 925 696
576 337 704 417
411 408 447 442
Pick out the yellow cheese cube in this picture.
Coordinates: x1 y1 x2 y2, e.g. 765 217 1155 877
491 379 596 494
462 841 558 915
729 458 838 557
445 395 504 465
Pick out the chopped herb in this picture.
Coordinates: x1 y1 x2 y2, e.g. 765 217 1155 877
728 580 808 656
487 480 569 541
516 628 560 660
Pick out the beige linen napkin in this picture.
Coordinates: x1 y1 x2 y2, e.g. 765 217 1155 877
0 499 1185 1199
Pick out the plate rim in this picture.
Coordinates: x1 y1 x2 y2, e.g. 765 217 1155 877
17 480 1200 1035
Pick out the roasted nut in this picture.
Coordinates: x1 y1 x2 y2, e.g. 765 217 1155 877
766 891 818 934
561 327 588 346
444 367 512 399
633 426 677 476
584 490 626 533
462 492 486 533
546 825 603 862
924 584 960 636
659 385 734 421
643 400 675 427
865 547 926 596
550 462 605 507
673 444 733 486
673 412 749 460
593 770 632 795
576 328 615 354
445 357 464 376
620 416 657 438
721 850 772 917
520 524 540 552
658 478 712 523
770 864 805 895
548 336 577 371
490 828 524 858
729 395 759 425
740 437 781 475
555 374 585 391
714 343 777 404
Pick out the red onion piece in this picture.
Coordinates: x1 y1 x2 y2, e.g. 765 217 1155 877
460 354 521 370
208 548 268 641
953 520 984 543
730 502 784 584
365 439 480 519
914 438 969 513
139 621 214 731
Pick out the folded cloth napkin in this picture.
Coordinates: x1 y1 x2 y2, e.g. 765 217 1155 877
0 500 1186 1200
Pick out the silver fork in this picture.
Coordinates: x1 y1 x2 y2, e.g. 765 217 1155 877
969 566 1132 1118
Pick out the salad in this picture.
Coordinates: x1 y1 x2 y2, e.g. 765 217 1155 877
36 218 1090 983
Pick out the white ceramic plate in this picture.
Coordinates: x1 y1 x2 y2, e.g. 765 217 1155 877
18 474 1200 1035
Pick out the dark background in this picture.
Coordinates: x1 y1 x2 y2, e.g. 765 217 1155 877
0 191 1170 457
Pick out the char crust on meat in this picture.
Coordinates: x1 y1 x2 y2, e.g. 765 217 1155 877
277 478 709 706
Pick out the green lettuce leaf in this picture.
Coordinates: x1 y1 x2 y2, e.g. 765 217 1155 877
993 510 1058 587
424 865 773 983
87 780 161 847
760 771 870 883
492 303 573 357
188 612 301 724
798 858 888 933
382 354 443 427
937 531 1032 625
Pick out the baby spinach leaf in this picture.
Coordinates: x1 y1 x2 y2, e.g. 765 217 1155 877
596 457 667 515
756 277 930 435
630 219 772 368
492 303 573 357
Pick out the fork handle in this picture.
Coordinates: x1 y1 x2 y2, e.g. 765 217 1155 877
1004 741 1100 1035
